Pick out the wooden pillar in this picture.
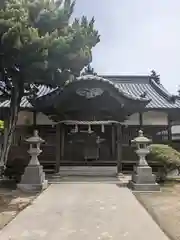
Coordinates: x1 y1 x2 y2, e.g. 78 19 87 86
111 124 116 160
32 111 37 128
167 114 172 143
55 123 61 173
139 112 143 129
60 124 65 161
116 123 122 174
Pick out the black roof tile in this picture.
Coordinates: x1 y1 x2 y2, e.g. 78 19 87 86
0 75 179 109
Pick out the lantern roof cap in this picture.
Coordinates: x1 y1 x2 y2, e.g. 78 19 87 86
131 130 151 144
26 130 44 144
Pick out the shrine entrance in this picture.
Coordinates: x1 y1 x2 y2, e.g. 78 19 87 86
55 121 122 172
33 74 149 174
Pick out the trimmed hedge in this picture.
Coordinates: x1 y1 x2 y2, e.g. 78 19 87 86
148 144 180 181
5 157 29 182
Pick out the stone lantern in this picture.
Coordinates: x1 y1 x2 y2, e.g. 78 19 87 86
132 130 151 167
18 130 48 192
128 130 160 191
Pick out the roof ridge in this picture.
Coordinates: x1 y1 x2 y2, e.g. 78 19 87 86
149 79 177 103
74 75 149 102
101 75 150 84
100 75 150 78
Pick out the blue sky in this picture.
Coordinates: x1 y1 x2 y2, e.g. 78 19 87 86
74 0 180 94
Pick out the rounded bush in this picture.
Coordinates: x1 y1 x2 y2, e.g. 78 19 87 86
148 144 180 181
5 157 29 182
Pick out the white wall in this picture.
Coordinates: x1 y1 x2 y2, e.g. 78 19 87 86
36 112 55 125
17 111 33 126
157 125 180 141
122 111 168 126
172 125 180 134
171 125 180 140
17 111 55 126
123 113 139 125
142 111 168 125
17 111 168 126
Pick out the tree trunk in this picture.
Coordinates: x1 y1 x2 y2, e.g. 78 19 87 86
0 83 23 174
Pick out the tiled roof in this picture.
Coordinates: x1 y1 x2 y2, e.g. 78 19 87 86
0 74 180 109
115 82 180 109
72 75 148 102
109 76 180 109
0 85 55 108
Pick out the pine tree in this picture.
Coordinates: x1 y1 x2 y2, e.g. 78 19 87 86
0 0 100 172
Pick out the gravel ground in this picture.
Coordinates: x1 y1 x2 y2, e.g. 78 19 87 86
0 188 36 229
135 182 180 240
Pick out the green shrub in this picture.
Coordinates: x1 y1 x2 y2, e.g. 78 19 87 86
5 158 29 183
148 144 180 181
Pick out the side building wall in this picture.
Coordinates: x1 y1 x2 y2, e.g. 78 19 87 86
16 111 169 126
14 110 170 146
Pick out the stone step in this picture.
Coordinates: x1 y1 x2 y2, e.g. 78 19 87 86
57 166 117 177
47 175 130 187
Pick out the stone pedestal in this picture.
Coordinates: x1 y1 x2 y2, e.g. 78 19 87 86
128 165 160 191
18 165 48 192
17 130 48 193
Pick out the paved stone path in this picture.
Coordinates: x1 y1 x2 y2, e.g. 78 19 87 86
0 184 169 240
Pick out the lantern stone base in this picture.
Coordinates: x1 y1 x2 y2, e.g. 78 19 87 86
17 165 48 193
128 166 160 192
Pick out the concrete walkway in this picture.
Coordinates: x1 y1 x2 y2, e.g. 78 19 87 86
0 184 169 240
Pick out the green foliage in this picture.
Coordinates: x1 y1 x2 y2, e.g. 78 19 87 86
0 0 100 168
149 144 180 168
0 120 4 130
149 144 180 181
5 157 29 182
0 0 100 89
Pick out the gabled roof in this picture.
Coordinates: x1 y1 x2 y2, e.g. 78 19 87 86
66 75 149 102
0 85 55 108
107 75 180 109
0 74 179 110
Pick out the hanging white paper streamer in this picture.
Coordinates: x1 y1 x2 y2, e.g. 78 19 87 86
75 124 78 133
88 124 92 134
101 124 105 133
